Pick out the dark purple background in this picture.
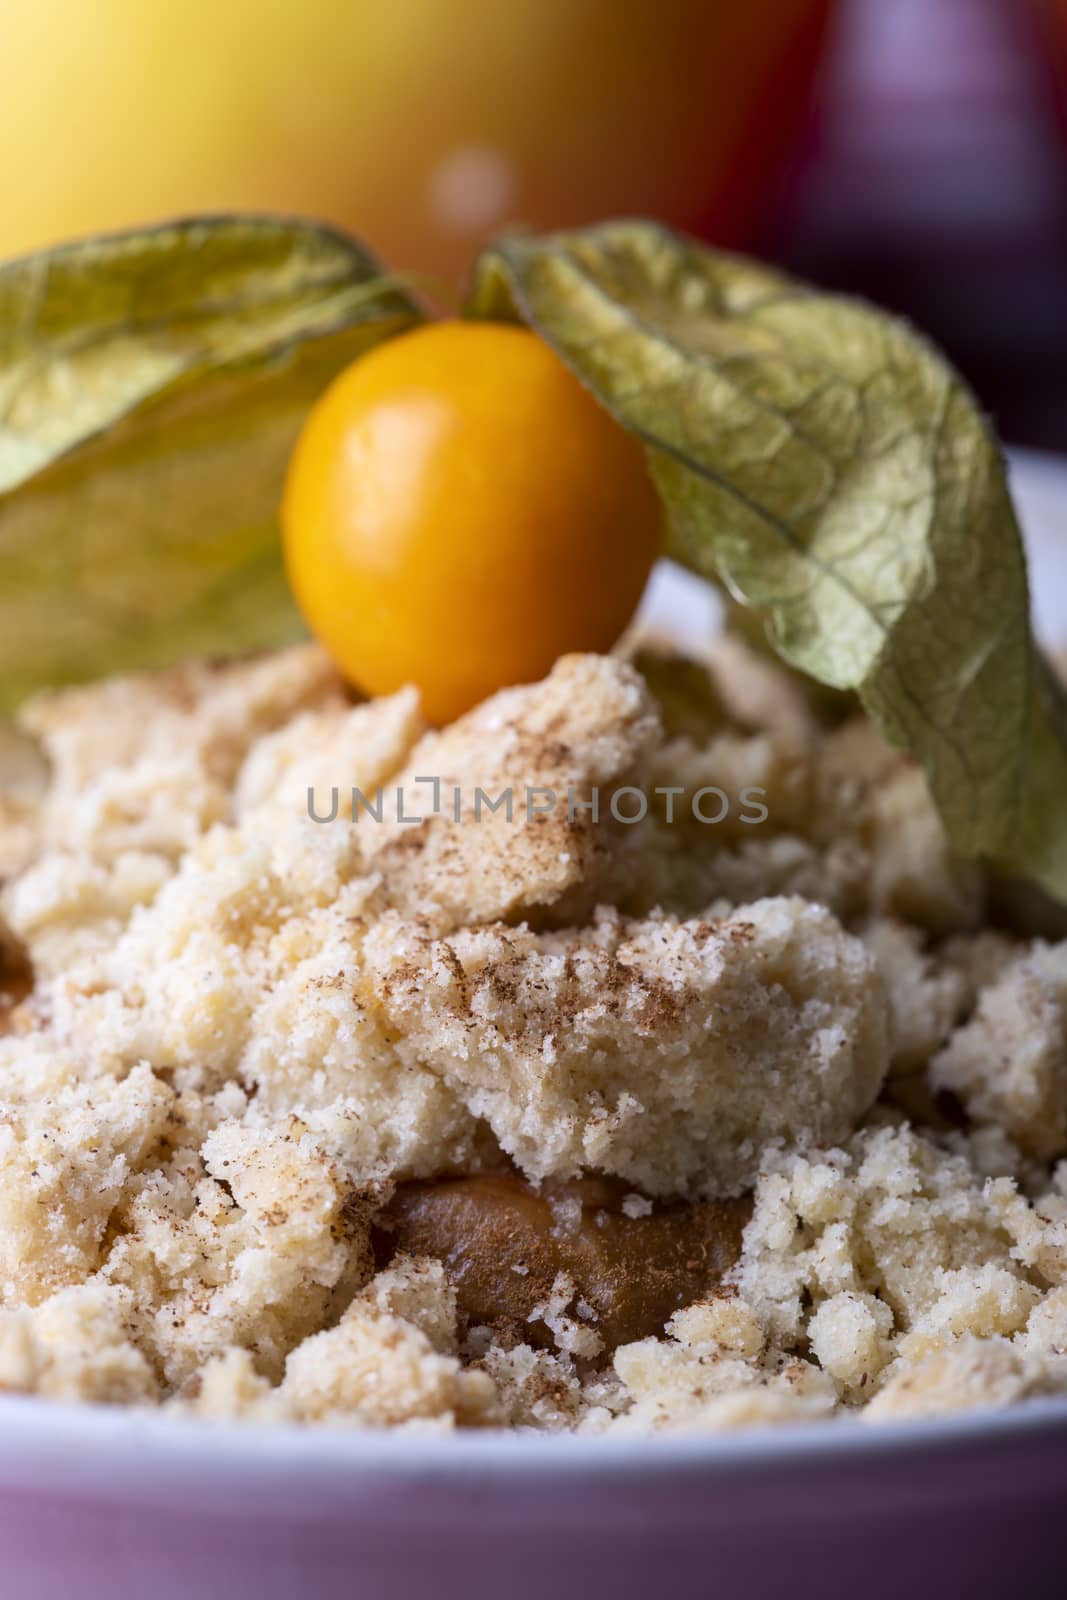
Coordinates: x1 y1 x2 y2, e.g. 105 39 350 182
760 0 1067 452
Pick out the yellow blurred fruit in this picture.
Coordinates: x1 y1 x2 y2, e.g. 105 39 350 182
0 0 832 283
281 320 661 722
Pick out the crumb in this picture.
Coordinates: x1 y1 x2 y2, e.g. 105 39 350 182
365 896 888 1197
932 940 1067 1161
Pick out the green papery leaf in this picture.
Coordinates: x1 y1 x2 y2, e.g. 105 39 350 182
468 220 1067 903
0 216 421 710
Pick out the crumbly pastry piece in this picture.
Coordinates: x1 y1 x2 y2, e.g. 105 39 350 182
3 646 343 973
42 710 478 1183
173 1258 499 1429
932 940 1067 1161
602 1123 1067 1432
366 896 889 1196
101 1118 378 1388
555 683 982 934
361 653 662 929
861 919 969 1077
1 639 1066 1432
270 1258 500 1428
699 635 823 744
0 1051 173 1305
861 1337 1046 1422
733 1123 1034 1353
611 1297 838 1432
810 718 985 936
0 1282 157 1405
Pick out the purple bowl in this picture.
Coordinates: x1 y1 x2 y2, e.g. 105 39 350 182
0 1394 1064 1600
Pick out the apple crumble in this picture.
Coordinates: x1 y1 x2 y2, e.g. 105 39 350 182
0 640 1065 1431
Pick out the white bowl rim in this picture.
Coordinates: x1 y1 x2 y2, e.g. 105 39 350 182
1 1389 1067 1500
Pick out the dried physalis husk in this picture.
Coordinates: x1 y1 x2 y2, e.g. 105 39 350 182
470 219 1067 908
0 216 421 711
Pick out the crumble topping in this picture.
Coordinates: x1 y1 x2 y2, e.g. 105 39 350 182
1 639 1065 1432
365 897 887 1196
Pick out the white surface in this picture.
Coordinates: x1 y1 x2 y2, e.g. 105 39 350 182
1009 448 1067 643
